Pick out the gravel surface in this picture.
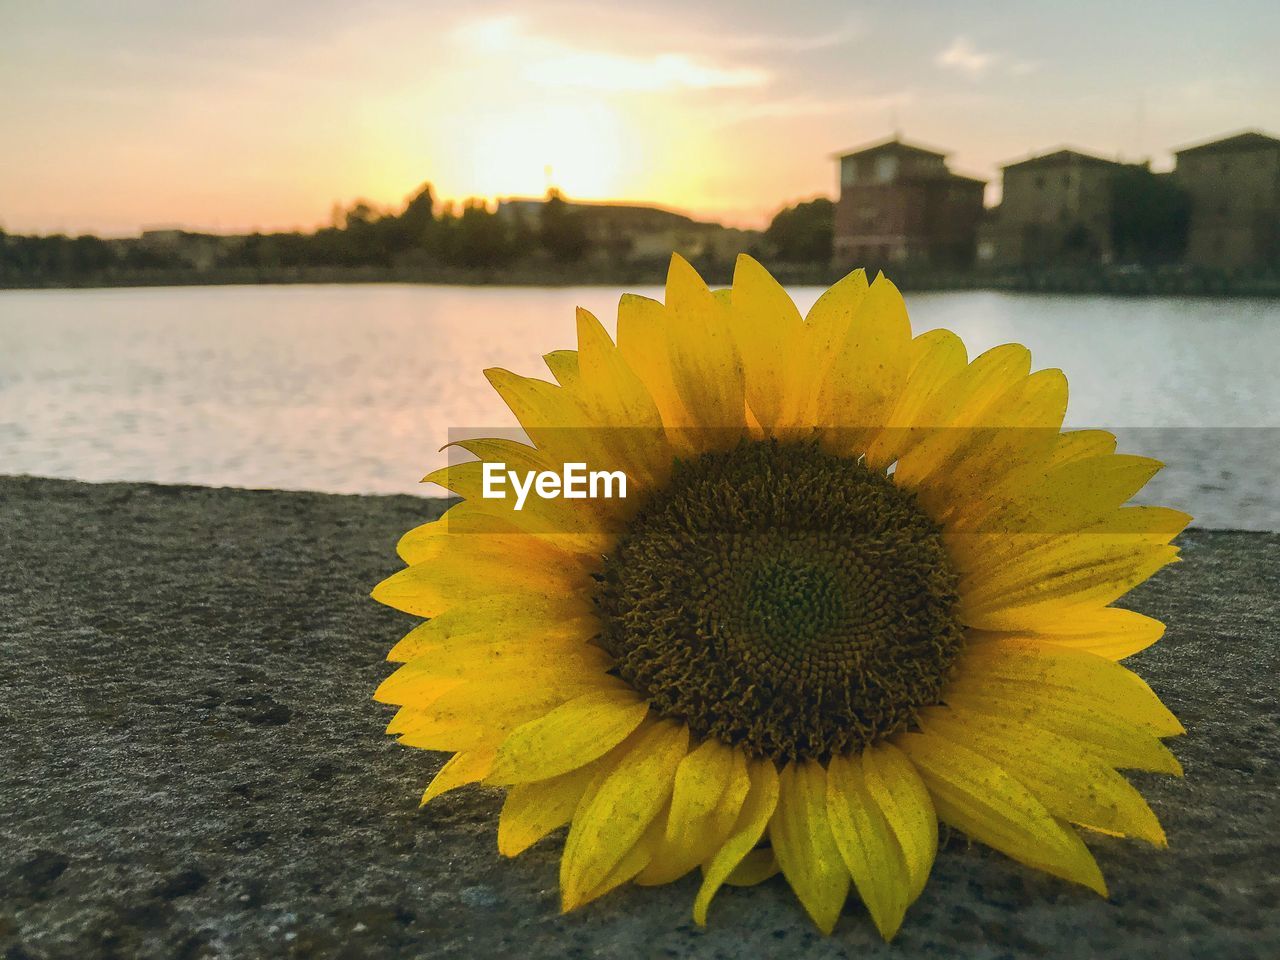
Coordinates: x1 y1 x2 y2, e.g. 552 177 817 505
2 475 1277 959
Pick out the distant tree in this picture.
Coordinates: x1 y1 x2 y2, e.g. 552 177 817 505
342 201 378 229
431 200 516 268
397 183 436 247
539 190 589 263
1109 167 1190 265
765 198 834 263
69 234 114 274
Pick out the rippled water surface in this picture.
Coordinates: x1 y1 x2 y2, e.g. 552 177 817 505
2 284 1277 528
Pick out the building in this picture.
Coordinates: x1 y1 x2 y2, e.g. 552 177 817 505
495 196 756 265
1173 130 1280 270
981 148 1127 267
832 137 985 270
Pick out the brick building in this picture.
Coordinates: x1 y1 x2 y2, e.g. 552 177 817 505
1173 130 1280 270
832 137 985 270
980 148 1126 267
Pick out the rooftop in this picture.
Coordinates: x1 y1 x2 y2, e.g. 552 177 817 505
833 135 950 161
1173 129 1280 157
1001 147 1124 171
495 197 704 228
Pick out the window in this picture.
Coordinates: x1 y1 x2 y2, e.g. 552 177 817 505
840 157 859 188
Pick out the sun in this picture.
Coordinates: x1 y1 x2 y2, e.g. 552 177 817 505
372 254 1186 938
451 100 628 201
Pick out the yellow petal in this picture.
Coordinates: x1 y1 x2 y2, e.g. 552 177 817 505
728 253 804 433
615 259 746 447
950 639 1184 736
372 539 586 619
1050 429 1117 467
498 761 603 857
950 507 1190 605
498 721 659 861
919 706 1167 845
424 450 615 552
693 758 780 925
864 328 968 470
476 371 656 515
394 526 583 573
635 739 749 886
798 268 870 402
770 760 850 934
825 753 911 940
482 367 589 457
420 749 496 806
898 731 1107 896
615 293 693 438
659 254 746 439
579 809 664 907
375 639 609 706
941 429 1120 531
386 593 595 662
430 438 552 490
560 720 688 911
487 688 651 785
570 306 673 489
390 709 491 753
390 673 622 751
543 349 580 387
964 607 1167 662
395 516 462 564
860 741 937 901
951 453 1164 537
723 848 779 886
892 343 1032 490
941 683 1182 775
913 367 1068 522
665 739 741 844
958 544 1179 630
813 274 913 455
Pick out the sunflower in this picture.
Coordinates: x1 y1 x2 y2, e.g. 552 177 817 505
372 255 1187 938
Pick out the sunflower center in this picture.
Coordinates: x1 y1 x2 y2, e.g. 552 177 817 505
595 439 964 762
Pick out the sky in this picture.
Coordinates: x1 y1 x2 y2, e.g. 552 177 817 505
2 0 1277 236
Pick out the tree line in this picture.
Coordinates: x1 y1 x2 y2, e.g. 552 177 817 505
0 185 602 284
0 166 1195 286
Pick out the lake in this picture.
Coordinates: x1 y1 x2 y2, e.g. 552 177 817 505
1 284 1277 530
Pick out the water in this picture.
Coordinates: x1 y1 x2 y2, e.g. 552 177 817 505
1 284 1277 529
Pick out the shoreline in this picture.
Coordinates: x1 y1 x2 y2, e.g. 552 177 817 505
3 475 1278 958
5 265 1280 298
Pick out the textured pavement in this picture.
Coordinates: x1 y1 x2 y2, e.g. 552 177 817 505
1 475 1277 959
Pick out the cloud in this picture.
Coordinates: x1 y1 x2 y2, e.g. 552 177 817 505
714 90 915 126
453 15 769 93
528 51 766 92
936 36 995 77
716 17 863 54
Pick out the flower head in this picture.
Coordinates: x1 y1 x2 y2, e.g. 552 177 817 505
373 255 1186 938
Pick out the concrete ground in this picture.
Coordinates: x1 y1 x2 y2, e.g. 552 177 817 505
1 475 1277 959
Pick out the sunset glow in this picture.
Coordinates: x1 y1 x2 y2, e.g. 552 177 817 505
1 1 1275 235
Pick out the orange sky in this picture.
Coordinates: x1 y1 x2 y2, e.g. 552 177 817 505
1 1 1276 236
